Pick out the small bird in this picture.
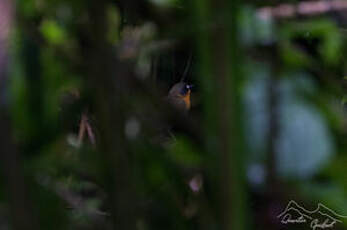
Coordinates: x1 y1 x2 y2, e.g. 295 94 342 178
167 82 193 111
167 81 203 196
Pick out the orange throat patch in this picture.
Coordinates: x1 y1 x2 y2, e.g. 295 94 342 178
181 91 191 110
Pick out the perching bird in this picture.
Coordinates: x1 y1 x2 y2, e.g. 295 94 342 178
167 82 193 111
167 81 202 196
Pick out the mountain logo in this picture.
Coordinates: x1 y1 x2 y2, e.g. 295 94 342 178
277 200 347 230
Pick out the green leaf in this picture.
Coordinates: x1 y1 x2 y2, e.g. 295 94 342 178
168 136 202 167
40 20 67 45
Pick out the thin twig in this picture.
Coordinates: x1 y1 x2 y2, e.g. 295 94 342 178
77 114 86 146
257 0 347 19
78 113 96 146
180 53 192 82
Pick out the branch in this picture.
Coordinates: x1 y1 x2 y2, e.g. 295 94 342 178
257 0 347 19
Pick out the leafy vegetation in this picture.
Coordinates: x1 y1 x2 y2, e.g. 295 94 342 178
0 0 347 229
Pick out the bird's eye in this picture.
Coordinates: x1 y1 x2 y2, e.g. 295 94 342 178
179 84 192 95
180 86 189 95
186 84 193 90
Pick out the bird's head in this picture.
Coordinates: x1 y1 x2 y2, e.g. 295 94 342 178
168 82 193 111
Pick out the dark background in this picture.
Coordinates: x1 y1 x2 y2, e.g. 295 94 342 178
0 0 347 229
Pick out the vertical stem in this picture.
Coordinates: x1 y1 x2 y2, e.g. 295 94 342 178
266 49 280 210
192 0 246 229
85 1 136 229
266 69 279 193
0 1 39 229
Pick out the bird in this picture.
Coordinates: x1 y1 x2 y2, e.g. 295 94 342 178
167 82 193 111
167 81 203 196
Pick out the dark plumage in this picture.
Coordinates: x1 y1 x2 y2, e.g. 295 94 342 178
167 82 193 111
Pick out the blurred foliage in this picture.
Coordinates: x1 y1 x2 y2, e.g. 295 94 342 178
1 0 347 230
